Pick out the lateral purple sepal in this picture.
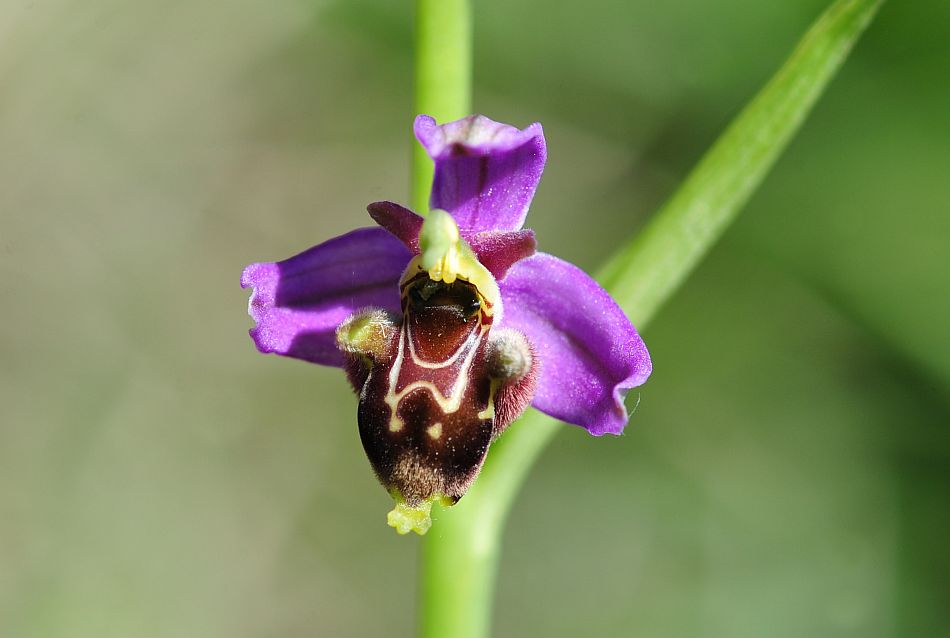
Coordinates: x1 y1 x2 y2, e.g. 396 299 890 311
414 114 546 233
498 253 652 435
241 227 412 367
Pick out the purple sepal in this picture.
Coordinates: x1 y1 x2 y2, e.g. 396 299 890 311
498 253 652 435
414 114 546 233
241 227 412 367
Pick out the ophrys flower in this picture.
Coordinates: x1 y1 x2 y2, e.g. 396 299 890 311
242 115 652 534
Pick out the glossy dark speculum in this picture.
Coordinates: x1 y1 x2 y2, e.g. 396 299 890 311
356 275 498 505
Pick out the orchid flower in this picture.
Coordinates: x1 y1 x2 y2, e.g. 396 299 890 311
241 114 652 534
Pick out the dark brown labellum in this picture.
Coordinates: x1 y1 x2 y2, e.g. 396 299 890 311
356 274 496 506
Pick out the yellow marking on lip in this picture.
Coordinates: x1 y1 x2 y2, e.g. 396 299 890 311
383 322 482 432
477 379 498 421
407 321 481 368
426 423 442 439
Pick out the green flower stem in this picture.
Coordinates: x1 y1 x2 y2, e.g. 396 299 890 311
411 0 472 213
413 0 883 636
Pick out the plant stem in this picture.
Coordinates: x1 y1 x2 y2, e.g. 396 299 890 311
414 0 883 637
411 0 476 635
411 0 472 214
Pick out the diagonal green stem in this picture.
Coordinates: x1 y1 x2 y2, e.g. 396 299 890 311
413 0 883 637
596 0 884 321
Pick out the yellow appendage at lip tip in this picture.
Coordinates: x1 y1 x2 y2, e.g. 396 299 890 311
413 209 501 311
387 496 453 535
387 501 433 535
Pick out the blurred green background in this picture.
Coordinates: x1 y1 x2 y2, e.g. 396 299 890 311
2 0 948 636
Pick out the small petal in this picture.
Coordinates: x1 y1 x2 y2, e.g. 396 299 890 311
466 229 536 280
367 201 423 253
241 228 412 367
498 253 652 435
414 114 546 233
367 200 536 279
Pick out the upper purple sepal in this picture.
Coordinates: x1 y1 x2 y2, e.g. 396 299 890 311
498 253 652 436
241 227 412 367
414 114 546 233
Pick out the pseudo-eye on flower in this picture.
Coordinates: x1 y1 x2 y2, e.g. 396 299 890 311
242 115 652 534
